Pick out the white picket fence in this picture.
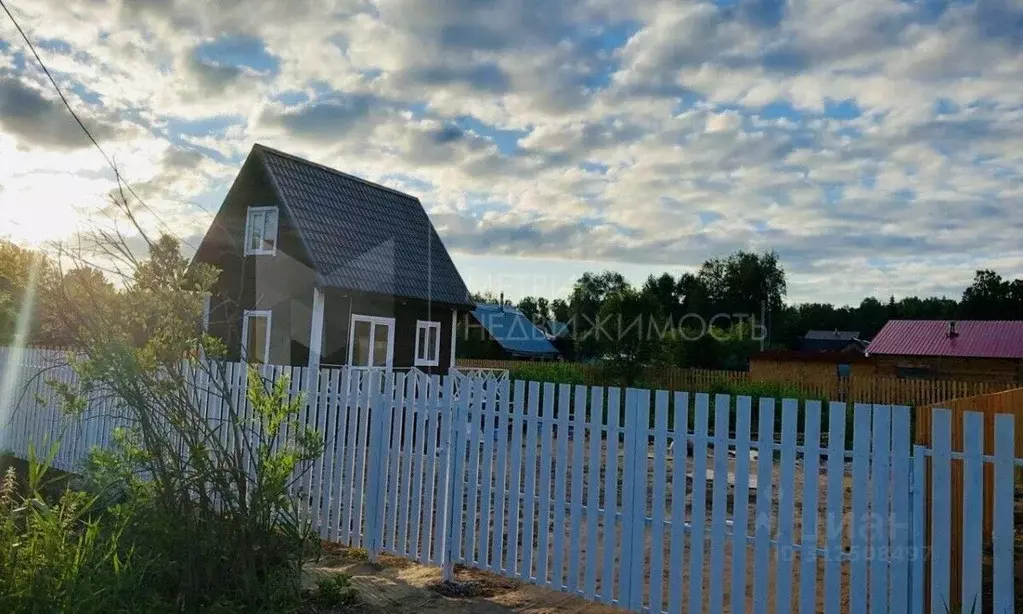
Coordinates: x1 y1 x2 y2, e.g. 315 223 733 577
1 347 1019 613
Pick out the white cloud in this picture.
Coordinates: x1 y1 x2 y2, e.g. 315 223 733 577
0 0 1022 305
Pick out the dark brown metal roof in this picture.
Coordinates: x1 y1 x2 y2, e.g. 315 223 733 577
255 144 473 307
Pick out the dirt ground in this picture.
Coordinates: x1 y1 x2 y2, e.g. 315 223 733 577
305 544 621 613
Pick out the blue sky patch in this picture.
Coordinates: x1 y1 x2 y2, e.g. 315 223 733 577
194 35 279 75
824 99 861 120
454 116 527 156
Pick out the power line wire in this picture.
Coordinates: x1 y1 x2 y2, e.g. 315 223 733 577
0 0 196 250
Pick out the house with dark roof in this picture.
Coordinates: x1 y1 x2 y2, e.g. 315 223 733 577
193 144 473 372
866 320 1023 384
800 330 869 354
461 304 560 360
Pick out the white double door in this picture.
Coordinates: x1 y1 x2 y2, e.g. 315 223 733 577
347 314 395 368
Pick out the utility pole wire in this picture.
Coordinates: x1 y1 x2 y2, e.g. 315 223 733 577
0 0 195 250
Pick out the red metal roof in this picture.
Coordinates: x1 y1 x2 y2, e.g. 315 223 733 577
865 320 1023 359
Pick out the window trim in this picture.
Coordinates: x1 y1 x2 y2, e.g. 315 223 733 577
347 314 396 368
243 205 279 256
241 309 272 363
414 320 442 367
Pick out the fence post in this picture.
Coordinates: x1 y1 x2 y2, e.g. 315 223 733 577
363 371 391 563
440 373 469 581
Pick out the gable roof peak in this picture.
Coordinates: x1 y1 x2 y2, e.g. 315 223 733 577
249 143 472 307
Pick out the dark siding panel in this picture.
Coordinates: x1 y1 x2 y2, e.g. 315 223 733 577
192 153 316 362
321 291 458 373
874 355 1022 384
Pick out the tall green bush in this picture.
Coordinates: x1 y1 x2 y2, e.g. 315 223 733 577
28 226 326 611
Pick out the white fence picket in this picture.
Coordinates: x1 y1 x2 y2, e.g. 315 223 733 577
477 379 497 569
798 400 822 614
334 368 357 544
930 408 952 612
365 372 391 561
910 444 926 614
489 378 509 572
551 384 570 589
381 372 401 553
383 372 403 551
567 384 587 593
708 394 731 614
730 395 753 614
869 404 891 614
621 390 646 609
823 402 846 614
409 377 430 562
775 399 798 614
849 403 872 614
326 368 347 542
991 413 1015 612
426 376 447 564
349 370 369 546
583 386 603 601
536 382 555 585
751 397 776 614
397 373 416 555
960 411 983 612
625 388 649 612
669 391 690 614
520 381 540 580
688 393 710 614
600 388 621 603
445 375 471 575
648 390 669 614
463 376 484 564
889 405 911 614
506 380 525 576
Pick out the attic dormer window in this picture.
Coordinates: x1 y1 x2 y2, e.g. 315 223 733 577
245 206 278 255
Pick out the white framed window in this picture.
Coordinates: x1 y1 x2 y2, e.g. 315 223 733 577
414 320 441 367
348 314 395 368
244 206 279 255
241 310 272 363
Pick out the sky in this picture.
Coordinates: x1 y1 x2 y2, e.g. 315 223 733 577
1 0 1022 305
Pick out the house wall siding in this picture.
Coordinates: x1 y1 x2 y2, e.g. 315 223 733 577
193 154 317 364
750 357 875 382
321 290 455 374
872 355 1023 384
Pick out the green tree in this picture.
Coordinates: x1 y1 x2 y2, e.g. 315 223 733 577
0 240 52 346
550 298 570 323
470 290 509 305
569 271 630 358
516 295 551 327
641 273 684 323
596 287 662 385
961 269 1012 319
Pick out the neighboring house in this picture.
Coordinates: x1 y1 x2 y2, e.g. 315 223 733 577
866 320 1023 384
801 330 869 353
749 349 874 382
192 144 473 373
463 303 560 360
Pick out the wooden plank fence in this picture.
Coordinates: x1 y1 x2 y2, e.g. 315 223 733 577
3 347 1021 614
456 358 1015 408
915 387 1023 610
